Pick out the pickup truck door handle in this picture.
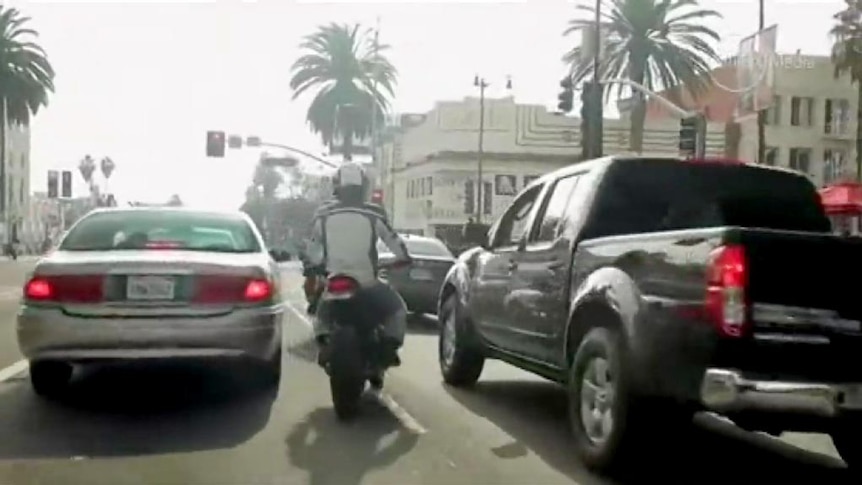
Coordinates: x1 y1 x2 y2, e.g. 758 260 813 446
547 259 564 271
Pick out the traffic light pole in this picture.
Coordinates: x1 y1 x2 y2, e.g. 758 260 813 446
476 80 486 225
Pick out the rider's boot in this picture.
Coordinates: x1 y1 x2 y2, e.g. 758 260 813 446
316 335 331 369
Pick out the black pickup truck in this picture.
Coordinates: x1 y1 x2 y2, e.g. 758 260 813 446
437 156 862 473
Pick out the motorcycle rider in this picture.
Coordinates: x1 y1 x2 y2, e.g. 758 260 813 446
302 161 411 368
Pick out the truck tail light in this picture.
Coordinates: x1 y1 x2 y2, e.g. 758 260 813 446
705 245 749 338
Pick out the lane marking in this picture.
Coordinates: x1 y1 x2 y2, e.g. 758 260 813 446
0 360 28 383
284 300 427 435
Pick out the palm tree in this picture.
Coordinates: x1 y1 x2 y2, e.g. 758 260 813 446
0 6 54 223
289 23 397 160
562 0 722 152
830 0 862 180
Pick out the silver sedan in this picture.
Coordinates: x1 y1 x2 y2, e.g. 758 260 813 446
17 207 288 398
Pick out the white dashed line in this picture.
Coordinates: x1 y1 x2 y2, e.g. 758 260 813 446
0 360 28 383
284 300 427 435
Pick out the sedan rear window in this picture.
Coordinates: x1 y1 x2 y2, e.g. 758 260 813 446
378 238 453 258
60 210 261 253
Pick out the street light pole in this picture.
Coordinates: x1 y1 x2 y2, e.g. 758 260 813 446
474 76 487 225
473 75 513 225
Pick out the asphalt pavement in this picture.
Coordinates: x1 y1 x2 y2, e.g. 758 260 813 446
0 260 854 484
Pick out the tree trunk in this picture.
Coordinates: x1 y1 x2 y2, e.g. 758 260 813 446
627 57 647 153
342 130 354 162
856 81 862 181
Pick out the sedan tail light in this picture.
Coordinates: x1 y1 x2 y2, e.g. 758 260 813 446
24 275 104 303
193 275 274 304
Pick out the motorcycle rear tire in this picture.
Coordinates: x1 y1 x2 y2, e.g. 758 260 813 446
329 326 366 421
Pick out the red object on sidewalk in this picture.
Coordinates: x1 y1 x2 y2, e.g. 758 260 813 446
819 182 862 215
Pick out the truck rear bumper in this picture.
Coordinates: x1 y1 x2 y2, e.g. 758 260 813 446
700 368 862 418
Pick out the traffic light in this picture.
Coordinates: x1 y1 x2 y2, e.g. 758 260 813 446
464 180 475 214
47 170 58 199
557 76 574 113
61 171 72 198
679 115 706 157
580 81 604 159
206 131 226 158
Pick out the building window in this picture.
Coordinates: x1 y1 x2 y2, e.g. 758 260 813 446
426 176 433 195
765 96 781 125
824 98 851 135
789 147 812 174
790 96 814 127
764 146 779 166
18 179 23 204
824 148 848 184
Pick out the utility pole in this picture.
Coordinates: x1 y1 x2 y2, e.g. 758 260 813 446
370 18 381 171
756 0 766 165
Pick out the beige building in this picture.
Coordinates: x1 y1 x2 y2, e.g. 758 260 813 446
2 121 31 242
617 53 859 187
377 96 727 237
738 55 858 186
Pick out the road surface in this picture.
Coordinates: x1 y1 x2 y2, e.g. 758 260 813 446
0 260 853 484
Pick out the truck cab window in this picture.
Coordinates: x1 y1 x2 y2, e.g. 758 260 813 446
531 175 580 242
491 184 543 248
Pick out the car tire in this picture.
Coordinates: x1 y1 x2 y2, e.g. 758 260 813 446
568 326 644 474
438 293 484 387
30 360 73 399
831 420 862 471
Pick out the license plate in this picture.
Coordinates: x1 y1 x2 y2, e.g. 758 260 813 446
126 275 176 300
409 268 433 281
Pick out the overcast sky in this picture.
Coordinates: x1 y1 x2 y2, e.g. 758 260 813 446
9 0 845 209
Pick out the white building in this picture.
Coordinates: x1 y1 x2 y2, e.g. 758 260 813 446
1 121 31 242
377 96 728 238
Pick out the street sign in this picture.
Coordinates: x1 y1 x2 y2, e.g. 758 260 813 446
246 136 262 147
61 171 72 198
227 135 243 149
47 170 59 199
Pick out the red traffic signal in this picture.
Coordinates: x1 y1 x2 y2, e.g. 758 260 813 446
206 131 226 158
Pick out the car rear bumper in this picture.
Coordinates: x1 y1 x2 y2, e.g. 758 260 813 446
16 304 283 363
392 280 443 315
700 368 862 418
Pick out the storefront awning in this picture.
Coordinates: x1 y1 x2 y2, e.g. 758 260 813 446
819 182 862 215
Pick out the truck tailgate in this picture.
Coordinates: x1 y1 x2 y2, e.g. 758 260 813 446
719 229 862 380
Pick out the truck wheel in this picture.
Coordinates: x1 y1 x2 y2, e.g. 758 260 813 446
831 423 862 470
30 361 73 399
439 293 484 387
567 326 642 473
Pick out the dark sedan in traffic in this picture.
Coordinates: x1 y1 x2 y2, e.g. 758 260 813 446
378 234 455 315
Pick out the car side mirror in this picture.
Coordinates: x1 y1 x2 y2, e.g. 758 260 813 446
269 249 290 262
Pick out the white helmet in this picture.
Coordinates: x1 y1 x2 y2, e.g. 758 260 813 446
332 162 368 198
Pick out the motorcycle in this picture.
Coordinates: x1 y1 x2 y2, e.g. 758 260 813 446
319 261 408 420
